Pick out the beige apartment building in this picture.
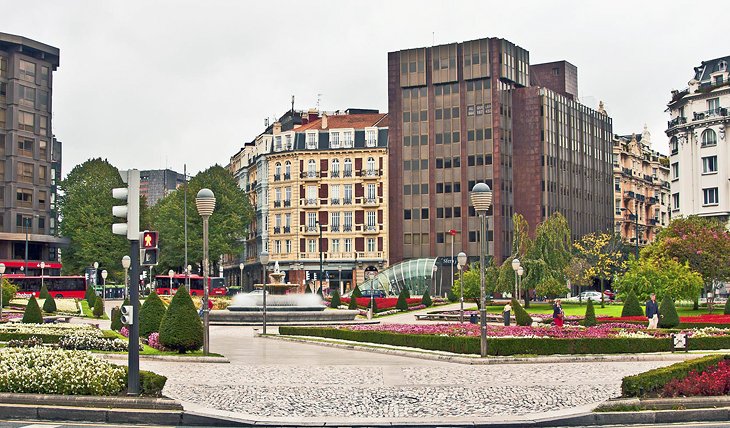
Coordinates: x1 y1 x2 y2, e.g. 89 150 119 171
227 109 389 293
612 127 671 250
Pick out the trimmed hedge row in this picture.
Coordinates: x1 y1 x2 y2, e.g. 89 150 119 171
279 327 730 356
621 354 729 397
135 369 168 397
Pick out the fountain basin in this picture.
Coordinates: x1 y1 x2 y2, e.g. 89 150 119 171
209 309 360 324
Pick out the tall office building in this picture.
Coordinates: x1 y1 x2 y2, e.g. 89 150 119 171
388 37 613 268
140 168 186 207
666 56 730 226
0 32 66 275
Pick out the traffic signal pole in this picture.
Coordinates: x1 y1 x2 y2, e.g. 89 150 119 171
128 239 140 395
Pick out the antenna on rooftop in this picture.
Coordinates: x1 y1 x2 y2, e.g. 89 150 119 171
291 95 295 113
264 118 269 128
317 93 322 110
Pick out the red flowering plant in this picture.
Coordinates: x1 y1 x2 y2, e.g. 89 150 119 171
662 360 730 397
340 297 422 310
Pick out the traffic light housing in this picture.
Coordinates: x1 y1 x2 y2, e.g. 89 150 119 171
111 169 140 240
121 305 134 325
141 231 158 249
140 230 159 266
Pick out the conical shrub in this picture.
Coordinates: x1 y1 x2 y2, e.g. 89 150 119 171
84 286 97 309
348 295 358 310
402 287 411 299
39 283 50 299
724 297 730 315
351 285 362 298
159 286 203 353
447 289 457 303
330 290 341 308
93 297 104 318
304 284 312 294
396 289 409 311
422 290 433 307
658 296 679 328
139 291 167 337
583 299 597 327
511 298 533 326
22 296 43 323
110 306 123 331
621 290 644 317
42 295 57 313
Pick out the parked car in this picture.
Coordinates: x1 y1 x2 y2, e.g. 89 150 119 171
566 291 603 303
603 290 616 301
360 289 386 298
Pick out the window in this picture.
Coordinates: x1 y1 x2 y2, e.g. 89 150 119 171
366 157 375 173
275 214 282 227
367 211 376 227
274 188 281 202
702 156 718 174
285 134 292 150
344 238 352 253
285 186 291 202
331 239 340 253
615 199 621 215
307 212 317 229
0 56 6 79
552 67 560 76
703 188 719 205
331 212 340 229
342 131 353 148
330 132 340 148
284 161 291 177
367 183 376 200
365 129 377 147
708 98 720 113
331 158 340 177
274 162 281 178
285 213 291 227
40 66 49 86
16 188 33 207
307 159 316 175
702 129 717 147
306 132 318 149
286 240 292 253
18 139 33 157
38 190 47 208
275 240 281 254
19 111 34 132
19 85 35 108
344 184 353 203
343 158 353 176
614 177 621 192
367 238 376 252
344 212 353 231
308 239 316 253
18 162 33 183
19 60 35 82
39 116 48 136
672 193 679 210
306 185 317 201
671 162 679 180
331 184 340 201
0 107 5 128
670 137 678 155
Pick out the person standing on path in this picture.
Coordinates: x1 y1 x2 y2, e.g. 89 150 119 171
646 293 659 329
553 299 564 327
503 302 512 326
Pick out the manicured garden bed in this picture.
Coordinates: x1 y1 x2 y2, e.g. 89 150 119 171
340 297 422 311
622 355 730 397
598 314 730 329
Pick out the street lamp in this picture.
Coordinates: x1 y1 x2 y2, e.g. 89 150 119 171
315 220 324 295
239 262 244 290
39 261 45 294
620 205 640 260
457 252 467 323
511 258 521 300
470 182 492 358
260 250 269 334
196 188 216 355
432 265 438 296
93 261 99 295
187 264 192 289
0 263 5 321
517 266 524 302
367 270 376 319
168 269 174 295
101 269 108 300
122 256 131 299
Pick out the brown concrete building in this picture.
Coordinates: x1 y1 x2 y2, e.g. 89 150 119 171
388 37 614 270
0 32 67 275
612 128 671 248
228 109 389 292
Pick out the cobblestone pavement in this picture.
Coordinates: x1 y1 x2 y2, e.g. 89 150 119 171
136 325 674 423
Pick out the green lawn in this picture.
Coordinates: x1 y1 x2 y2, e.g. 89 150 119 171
79 300 109 320
478 302 713 318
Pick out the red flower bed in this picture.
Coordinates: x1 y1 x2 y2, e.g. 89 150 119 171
662 360 730 397
341 297 422 310
598 314 730 324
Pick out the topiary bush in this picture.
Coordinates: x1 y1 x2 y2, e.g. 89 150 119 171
330 290 341 308
39 283 50 299
351 285 362 298
447 289 458 303
159 285 204 353
583 299 597 327
110 307 123 331
621 290 644 317
396 289 409 311
1 278 16 307
22 296 43 324
402 287 411 299
724 298 730 316
42 295 57 313
85 286 97 309
93 297 104 318
348 295 358 310
139 291 167 338
511 298 533 326
658 296 680 328
422 290 433 307
304 284 312 294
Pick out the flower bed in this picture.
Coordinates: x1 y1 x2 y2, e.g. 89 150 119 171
341 297 422 311
598 314 730 329
0 323 102 343
622 355 729 397
58 334 130 352
662 359 730 397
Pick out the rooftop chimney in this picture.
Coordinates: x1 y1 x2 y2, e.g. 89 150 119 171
273 121 282 134
321 113 328 129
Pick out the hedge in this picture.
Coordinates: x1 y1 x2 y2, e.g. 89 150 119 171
279 327 730 356
136 369 168 397
621 354 730 397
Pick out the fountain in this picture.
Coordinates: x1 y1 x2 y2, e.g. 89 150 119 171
209 261 360 325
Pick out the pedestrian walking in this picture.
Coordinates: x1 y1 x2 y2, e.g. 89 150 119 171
553 299 564 327
503 302 512 326
646 293 659 329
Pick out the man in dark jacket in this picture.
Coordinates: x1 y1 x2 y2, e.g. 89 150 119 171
646 293 659 329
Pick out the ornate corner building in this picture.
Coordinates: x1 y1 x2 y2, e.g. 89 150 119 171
666 56 730 226
228 109 389 293
0 32 67 275
612 128 671 247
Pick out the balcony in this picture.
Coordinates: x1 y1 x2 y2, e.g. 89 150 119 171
273 174 281 181
343 225 353 232
343 170 353 178
624 213 637 222
356 251 384 260
623 190 635 200
302 198 319 208
363 197 380 207
330 198 340 205
302 226 319 235
359 169 381 179
343 198 353 205
330 225 340 232
643 174 654 183
693 108 729 122
363 225 379 234
647 196 658 205
648 218 659 226
283 226 291 233
273 226 281 234
622 167 633 176
635 194 646 203
667 116 687 128
284 172 291 180
283 200 291 207
330 171 340 178
273 201 281 208
300 171 320 181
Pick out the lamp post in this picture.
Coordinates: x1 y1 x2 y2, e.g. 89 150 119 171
315 220 323 295
260 250 269 335
470 182 492 358
101 269 108 299
39 261 45 294
517 266 524 303
93 261 99 294
122 256 131 299
367 270 376 319
168 269 174 294
620 205 640 260
457 252 467 323
196 188 216 355
239 262 244 290
511 258 520 300
24 217 30 275
432 265 438 296
187 265 192 289
0 263 5 321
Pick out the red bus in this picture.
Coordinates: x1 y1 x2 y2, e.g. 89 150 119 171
154 274 227 296
4 275 87 299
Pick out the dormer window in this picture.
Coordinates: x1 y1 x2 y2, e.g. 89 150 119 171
365 128 378 147
306 132 318 149
343 131 353 148
719 60 728 72
330 132 340 149
275 136 282 151
285 134 293 150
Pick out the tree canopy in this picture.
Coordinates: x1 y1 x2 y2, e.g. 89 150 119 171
614 256 703 302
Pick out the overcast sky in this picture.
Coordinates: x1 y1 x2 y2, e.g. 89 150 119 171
3 0 728 176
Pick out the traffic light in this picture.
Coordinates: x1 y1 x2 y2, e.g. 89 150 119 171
121 305 134 325
111 169 140 240
140 230 159 266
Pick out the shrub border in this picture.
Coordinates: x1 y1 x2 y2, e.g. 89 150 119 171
279 327 730 356
621 354 730 397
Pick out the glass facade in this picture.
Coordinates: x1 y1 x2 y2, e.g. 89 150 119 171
361 258 437 296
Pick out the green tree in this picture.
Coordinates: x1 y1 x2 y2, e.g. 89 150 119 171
564 256 591 304
351 285 362 298
22 296 43 323
658 296 679 328
139 291 167 337
58 158 149 280
396 289 409 311
159 286 204 353
110 306 123 331
582 299 597 327
85 286 97 309
452 262 498 308
644 216 730 310
621 290 644 317
511 298 532 326
421 290 432 307
330 290 341 308
39 283 50 299
614 257 703 302
150 165 253 274
93 297 104 318
724 298 730 316
42 295 57 313
1 278 16 307
574 232 627 308
496 214 533 297
535 277 569 299
348 294 358 310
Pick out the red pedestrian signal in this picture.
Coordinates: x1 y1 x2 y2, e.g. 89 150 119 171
140 231 158 249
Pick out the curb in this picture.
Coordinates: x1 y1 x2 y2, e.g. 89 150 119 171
0 392 182 410
265 334 709 365
100 353 230 363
